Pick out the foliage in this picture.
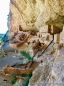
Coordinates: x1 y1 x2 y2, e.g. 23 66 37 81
21 73 32 86
21 73 32 79
0 34 4 41
14 73 32 86
9 74 17 84
0 36 2 40
13 73 32 86
20 51 32 61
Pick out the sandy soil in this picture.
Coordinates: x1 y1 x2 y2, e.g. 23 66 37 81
0 75 12 86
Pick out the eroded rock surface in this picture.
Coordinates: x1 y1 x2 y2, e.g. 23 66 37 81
28 46 64 86
8 0 64 34
7 0 64 86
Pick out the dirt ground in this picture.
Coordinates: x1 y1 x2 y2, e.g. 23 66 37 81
0 52 22 86
0 75 12 86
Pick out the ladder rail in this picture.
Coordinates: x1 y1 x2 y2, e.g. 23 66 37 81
32 34 54 58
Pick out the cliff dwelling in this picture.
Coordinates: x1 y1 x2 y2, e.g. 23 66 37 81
0 0 64 86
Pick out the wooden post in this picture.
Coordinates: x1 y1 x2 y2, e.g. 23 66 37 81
46 35 50 41
56 34 60 43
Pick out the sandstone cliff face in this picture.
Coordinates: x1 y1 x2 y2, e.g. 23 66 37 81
8 0 64 34
7 1 64 86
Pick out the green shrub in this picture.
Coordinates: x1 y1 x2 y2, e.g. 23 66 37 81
9 74 17 84
20 51 32 61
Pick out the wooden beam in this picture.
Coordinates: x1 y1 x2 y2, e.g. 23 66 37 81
3 65 33 75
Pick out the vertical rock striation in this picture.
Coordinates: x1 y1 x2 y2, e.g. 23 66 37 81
8 0 64 34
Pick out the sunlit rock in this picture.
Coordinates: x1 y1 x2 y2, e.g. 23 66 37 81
8 0 64 34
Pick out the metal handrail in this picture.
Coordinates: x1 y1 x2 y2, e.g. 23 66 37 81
32 34 54 58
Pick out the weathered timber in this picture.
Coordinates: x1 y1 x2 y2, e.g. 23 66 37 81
3 65 33 75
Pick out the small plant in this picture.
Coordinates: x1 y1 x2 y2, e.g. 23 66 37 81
13 73 32 86
21 73 32 86
9 74 17 84
20 51 33 61
21 72 32 79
